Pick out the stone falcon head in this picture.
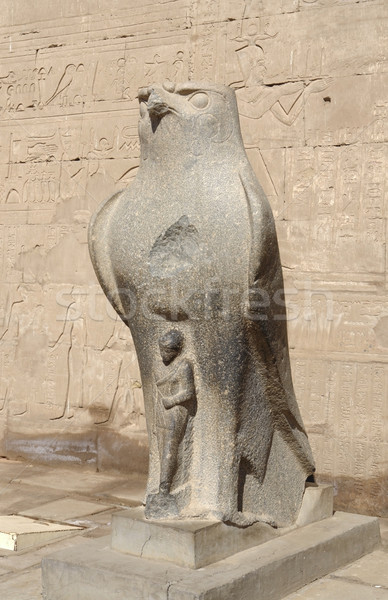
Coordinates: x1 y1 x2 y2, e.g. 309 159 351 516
137 81 245 161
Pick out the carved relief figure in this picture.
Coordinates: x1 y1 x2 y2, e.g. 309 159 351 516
49 300 87 420
122 57 139 100
170 51 185 81
1 285 47 417
89 81 315 527
146 330 196 518
22 164 59 204
233 22 331 199
236 48 329 127
144 54 168 83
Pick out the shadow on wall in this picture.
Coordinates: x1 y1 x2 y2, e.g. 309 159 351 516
317 473 388 518
4 429 149 475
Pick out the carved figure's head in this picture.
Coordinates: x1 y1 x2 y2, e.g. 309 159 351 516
137 81 244 162
159 329 184 365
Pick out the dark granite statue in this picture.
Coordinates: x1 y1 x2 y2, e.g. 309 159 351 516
88 81 315 527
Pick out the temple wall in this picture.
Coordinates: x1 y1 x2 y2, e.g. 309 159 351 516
0 0 387 516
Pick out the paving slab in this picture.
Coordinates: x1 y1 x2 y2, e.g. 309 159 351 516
0 565 13 576
332 549 388 588
284 577 388 599
81 509 118 525
0 567 43 600
0 484 65 516
0 535 88 572
68 509 120 538
20 498 111 522
42 512 381 600
80 522 113 538
0 516 82 551
95 474 147 507
0 459 34 485
15 466 128 495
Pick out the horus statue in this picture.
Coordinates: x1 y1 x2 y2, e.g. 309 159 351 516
88 81 315 527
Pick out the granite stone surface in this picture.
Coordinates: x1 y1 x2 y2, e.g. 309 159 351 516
89 81 315 526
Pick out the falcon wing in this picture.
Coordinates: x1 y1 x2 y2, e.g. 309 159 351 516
88 190 127 322
239 164 314 469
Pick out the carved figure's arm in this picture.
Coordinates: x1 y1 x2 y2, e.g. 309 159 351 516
270 95 304 126
238 82 304 120
162 387 194 409
270 79 332 126
160 362 195 410
238 93 277 119
269 82 308 126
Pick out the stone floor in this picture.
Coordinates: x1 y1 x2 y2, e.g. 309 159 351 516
0 458 386 600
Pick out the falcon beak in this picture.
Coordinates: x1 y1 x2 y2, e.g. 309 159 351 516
137 86 177 133
146 90 170 117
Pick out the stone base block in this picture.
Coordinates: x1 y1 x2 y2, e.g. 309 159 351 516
42 511 380 600
296 483 333 527
112 507 276 569
111 484 333 568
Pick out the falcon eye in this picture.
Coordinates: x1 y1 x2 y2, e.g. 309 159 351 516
189 92 209 109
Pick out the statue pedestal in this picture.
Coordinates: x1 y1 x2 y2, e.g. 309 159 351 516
111 484 334 569
111 507 277 569
41 487 381 600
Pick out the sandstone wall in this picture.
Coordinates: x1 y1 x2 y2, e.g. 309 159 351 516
0 0 386 516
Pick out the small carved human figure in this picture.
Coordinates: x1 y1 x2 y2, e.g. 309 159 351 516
145 330 196 518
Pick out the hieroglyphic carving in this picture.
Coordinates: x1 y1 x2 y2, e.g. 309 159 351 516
222 16 332 216
0 45 190 121
280 144 386 274
0 280 139 425
45 63 86 107
292 356 387 494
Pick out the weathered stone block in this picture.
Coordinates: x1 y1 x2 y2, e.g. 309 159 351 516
296 483 333 527
111 507 277 569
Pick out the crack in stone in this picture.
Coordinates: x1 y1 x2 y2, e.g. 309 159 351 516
329 573 388 591
139 533 152 557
